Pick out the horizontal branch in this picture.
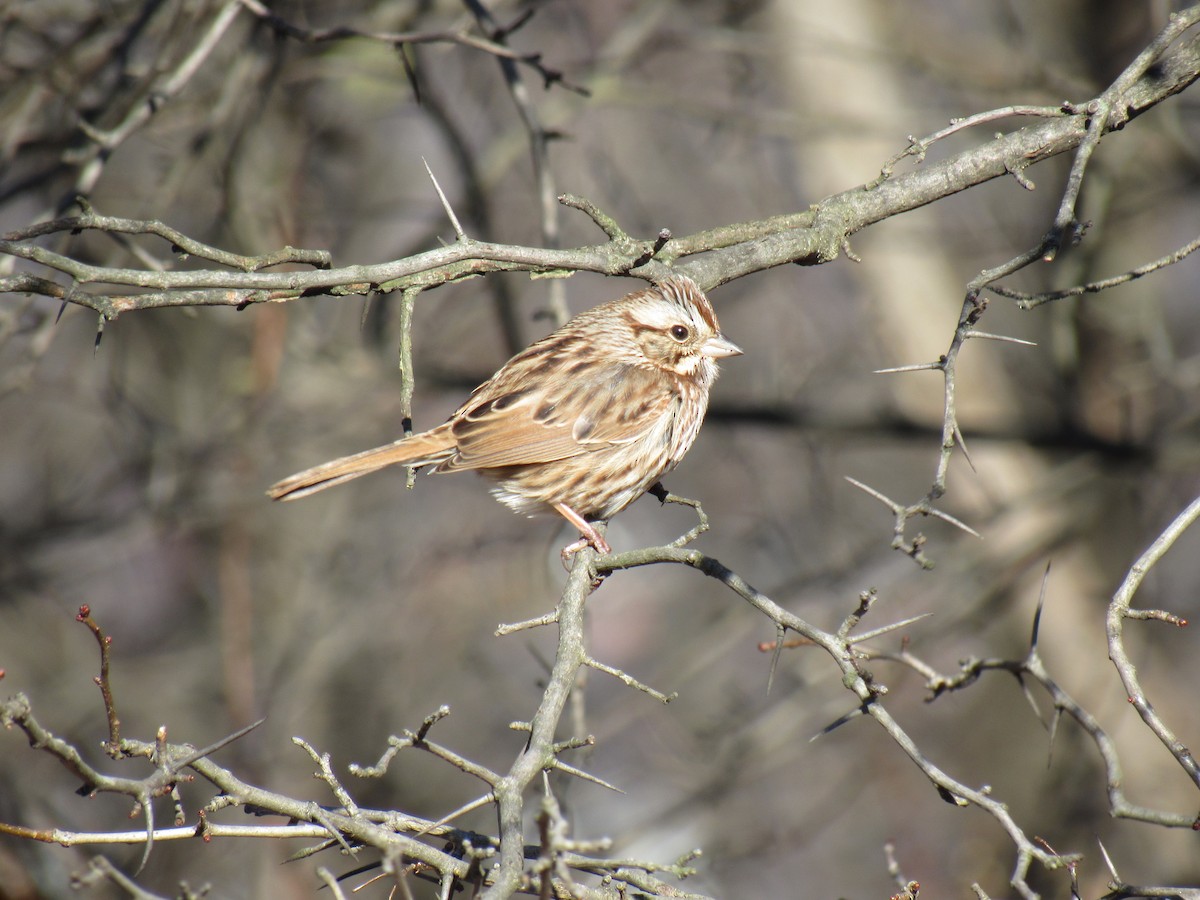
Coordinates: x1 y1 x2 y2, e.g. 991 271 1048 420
2 20 1196 318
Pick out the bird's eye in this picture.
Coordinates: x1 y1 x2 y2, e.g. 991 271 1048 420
670 324 690 341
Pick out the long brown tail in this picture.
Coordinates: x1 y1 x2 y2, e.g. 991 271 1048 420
267 425 455 501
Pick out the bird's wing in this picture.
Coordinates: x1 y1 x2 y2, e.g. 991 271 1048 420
439 361 677 472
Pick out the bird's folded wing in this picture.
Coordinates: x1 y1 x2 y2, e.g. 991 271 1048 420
441 364 675 471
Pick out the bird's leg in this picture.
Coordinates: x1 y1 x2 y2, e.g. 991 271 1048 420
553 502 611 556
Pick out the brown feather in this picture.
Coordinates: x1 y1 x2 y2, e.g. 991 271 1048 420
439 362 672 472
267 423 456 500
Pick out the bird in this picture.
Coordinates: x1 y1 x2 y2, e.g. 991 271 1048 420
268 275 742 555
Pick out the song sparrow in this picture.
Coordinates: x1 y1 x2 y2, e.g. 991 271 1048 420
268 275 741 554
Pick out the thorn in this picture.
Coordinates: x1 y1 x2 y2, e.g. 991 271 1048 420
134 800 154 874
847 613 934 645
1046 705 1062 764
966 331 1037 346
552 759 625 793
422 158 466 241
874 362 943 374
414 793 497 839
810 705 866 741
173 717 267 769
926 507 981 538
766 623 785 694
1096 838 1119 882
397 43 420 104
1031 561 1051 650
952 422 976 472
1014 672 1046 728
844 476 896 508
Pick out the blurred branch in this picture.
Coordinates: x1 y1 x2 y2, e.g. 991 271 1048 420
464 0 571 327
3 212 332 271
237 0 590 96
71 855 174 900
69 1 246 202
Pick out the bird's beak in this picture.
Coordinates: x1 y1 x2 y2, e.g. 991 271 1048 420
701 334 743 359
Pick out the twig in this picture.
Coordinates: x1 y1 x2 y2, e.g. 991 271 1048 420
865 574 1198 831
495 609 559 635
843 476 979 569
870 105 1071 186
72 1 245 199
1107 495 1200 788
2 212 331 271
583 655 676 704
859 8 1200 559
989 234 1200 308
480 549 600 899
236 0 590 96
75 605 122 754
648 482 710 546
597 543 1081 898
293 737 361 819
463 0 570 326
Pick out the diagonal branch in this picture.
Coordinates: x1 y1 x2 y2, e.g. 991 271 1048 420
1107 495 1200 788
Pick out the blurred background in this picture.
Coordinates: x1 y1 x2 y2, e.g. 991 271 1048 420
2 0 1199 897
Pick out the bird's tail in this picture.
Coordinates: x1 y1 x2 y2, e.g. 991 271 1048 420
267 424 455 501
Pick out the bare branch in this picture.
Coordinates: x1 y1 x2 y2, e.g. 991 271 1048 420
989 234 1200 308
1107 495 1200 788
236 0 590 96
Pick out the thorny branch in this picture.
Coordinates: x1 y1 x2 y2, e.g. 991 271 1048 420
871 567 1196 834
237 0 590 96
598 547 1073 900
3 478 1198 898
0 603 710 899
1106 496 1200 789
854 6 1200 562
599 533 1199 900
987 232 1200 308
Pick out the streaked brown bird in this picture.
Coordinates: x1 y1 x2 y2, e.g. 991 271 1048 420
268 276 742 554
